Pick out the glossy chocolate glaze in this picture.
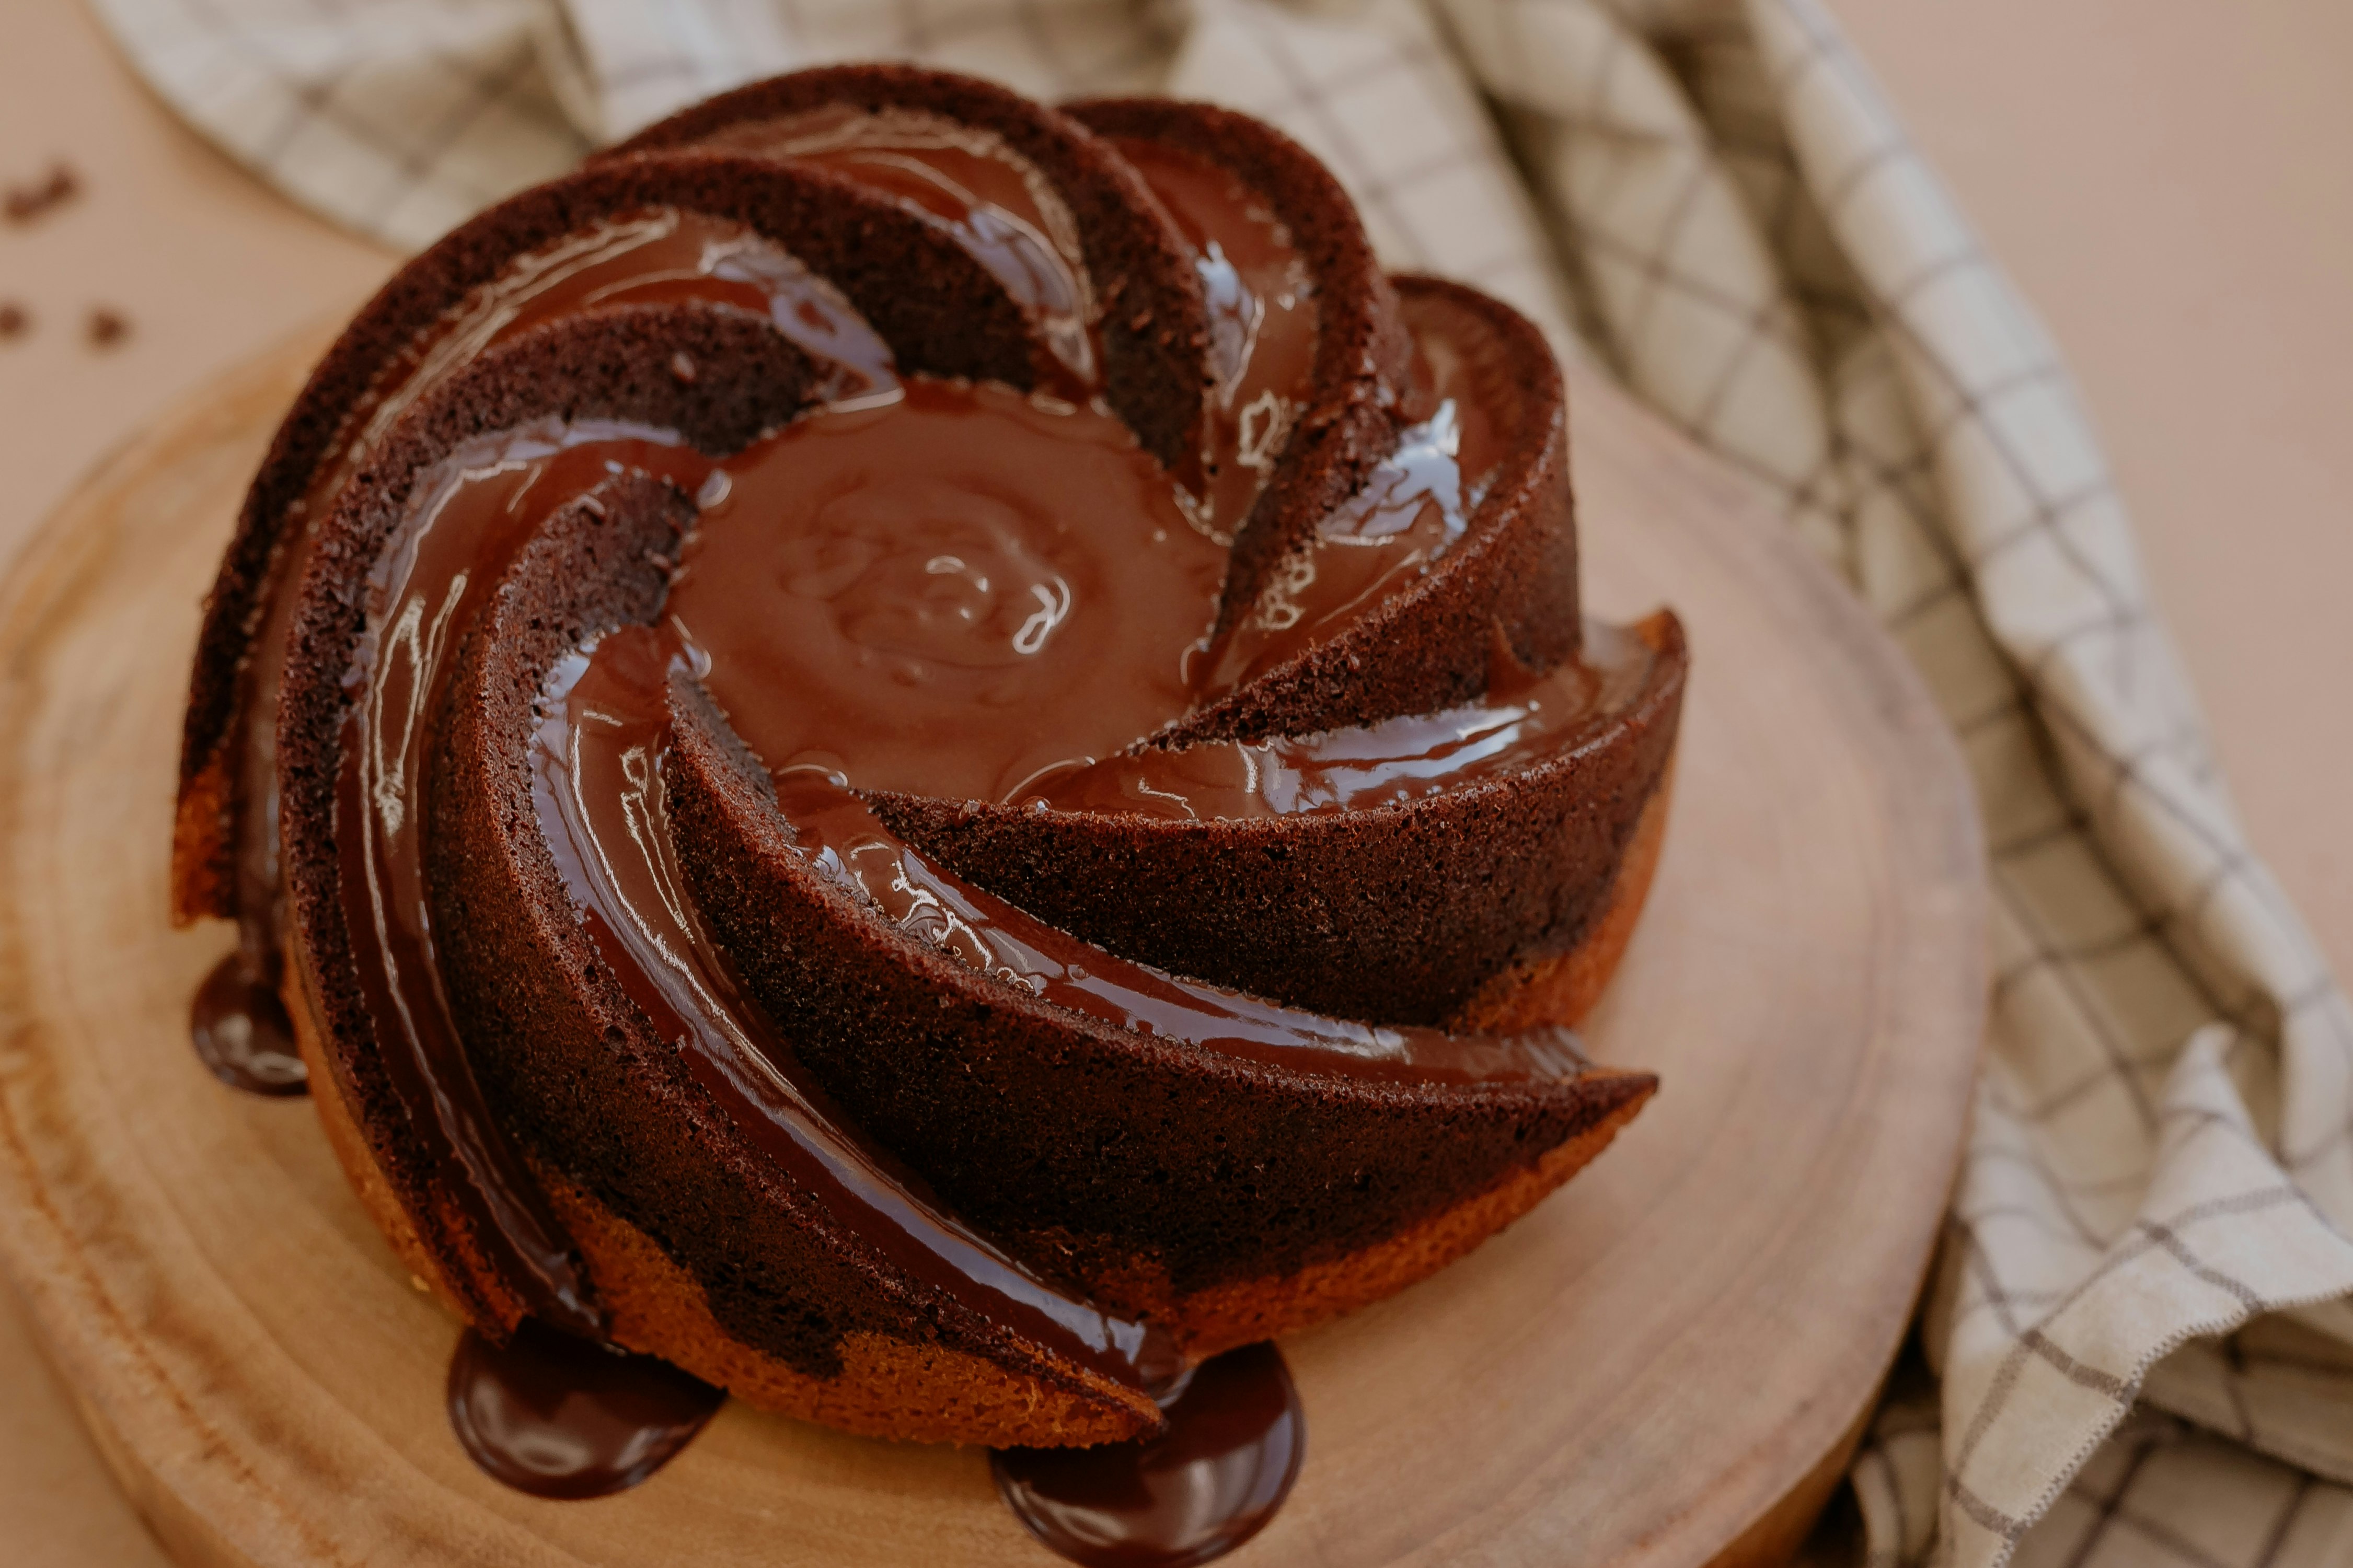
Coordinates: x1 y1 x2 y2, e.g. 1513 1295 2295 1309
653 198 1503 811
993 1343 1304 1568
447 1318 723 1499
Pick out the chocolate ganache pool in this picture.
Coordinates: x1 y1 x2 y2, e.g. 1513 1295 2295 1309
172 66 1683 1565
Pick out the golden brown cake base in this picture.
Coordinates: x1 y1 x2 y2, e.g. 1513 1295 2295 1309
1068 1098 1651 1359
1454 761 1678 1033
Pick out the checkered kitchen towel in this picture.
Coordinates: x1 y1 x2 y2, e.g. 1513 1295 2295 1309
85 0 2353 1562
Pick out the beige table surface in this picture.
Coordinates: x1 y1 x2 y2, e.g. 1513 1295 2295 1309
2 2 2348 1562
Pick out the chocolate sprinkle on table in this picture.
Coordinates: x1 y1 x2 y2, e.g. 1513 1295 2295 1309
4 163 79 225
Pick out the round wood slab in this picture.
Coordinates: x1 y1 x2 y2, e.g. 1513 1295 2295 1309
0 324 1983 1568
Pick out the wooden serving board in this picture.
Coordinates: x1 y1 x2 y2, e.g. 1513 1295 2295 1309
0 323 1984 1568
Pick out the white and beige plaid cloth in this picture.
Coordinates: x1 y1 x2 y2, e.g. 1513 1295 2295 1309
83 0 2353 1562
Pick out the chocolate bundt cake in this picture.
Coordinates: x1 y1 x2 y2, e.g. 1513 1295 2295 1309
174 66 1685 1451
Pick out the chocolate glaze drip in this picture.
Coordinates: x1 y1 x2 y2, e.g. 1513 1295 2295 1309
447 1318 723 1499
993 1343 1303 1568
190 951 306 1096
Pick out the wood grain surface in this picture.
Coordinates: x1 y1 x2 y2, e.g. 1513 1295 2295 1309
0 324 1985 1568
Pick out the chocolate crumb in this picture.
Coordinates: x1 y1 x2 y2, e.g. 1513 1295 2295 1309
5 162 79 225
87 307 130 349
0 303 26 341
